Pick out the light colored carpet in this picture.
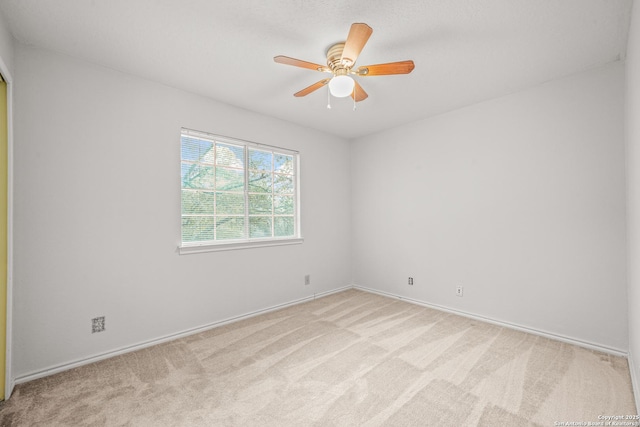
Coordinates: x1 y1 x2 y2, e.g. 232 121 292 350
0 289 636 426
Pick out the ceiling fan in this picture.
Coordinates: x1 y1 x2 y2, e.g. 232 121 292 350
274 23 415 105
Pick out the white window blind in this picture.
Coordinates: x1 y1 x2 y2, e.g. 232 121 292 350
180 128 300 249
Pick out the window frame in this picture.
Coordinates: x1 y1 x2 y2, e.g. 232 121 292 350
178 128 302 254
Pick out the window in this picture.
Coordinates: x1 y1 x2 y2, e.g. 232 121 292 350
180 128 301 253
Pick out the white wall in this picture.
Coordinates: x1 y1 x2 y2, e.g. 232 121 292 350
351 62 627 352
626 0 640 412
0 8 13 77
12 45 352 379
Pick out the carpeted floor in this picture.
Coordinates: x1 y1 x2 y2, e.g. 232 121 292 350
0 289 637 426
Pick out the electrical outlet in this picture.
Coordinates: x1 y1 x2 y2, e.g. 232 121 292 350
408 277 414 286
92 316 105 333
304 275 311 286
456 286 463 297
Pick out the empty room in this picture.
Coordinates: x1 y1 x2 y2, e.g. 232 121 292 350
0 0 639 425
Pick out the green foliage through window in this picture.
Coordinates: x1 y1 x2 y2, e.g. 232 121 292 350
181 130 298 244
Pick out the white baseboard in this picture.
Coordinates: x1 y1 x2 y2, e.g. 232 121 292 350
14 285 352 385
14 284 632 389
353 285 628 357
628 349 640 414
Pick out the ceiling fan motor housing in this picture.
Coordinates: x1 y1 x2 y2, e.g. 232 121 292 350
326 42 351 75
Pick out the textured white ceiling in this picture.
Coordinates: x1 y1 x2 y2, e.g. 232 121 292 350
0 0 633 138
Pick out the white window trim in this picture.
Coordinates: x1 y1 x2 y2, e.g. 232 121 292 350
178 237 304 255
179 128 302 254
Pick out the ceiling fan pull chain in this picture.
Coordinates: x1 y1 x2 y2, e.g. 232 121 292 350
353 92 356 111
327 85 331 109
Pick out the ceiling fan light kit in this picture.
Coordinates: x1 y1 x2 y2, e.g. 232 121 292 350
274 23 415 106
328 75 355 98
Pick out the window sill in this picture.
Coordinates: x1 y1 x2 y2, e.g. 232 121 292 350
178 237 304 255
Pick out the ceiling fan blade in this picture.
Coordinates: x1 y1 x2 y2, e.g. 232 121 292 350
356 60 415 76
294 78 331 97
341 23 373 67
352 80 368 102
274 55 329 72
